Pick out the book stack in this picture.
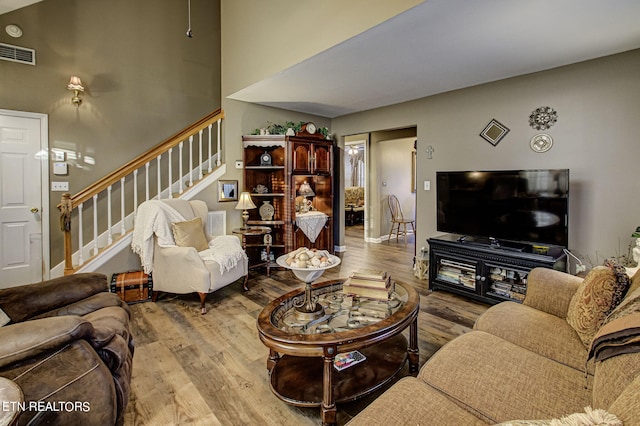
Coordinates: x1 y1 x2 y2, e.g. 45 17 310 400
342 269 394 300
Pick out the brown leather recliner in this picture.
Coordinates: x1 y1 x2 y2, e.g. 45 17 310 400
0 273 134 425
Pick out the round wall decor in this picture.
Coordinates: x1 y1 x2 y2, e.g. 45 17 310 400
529 107 558 130
530 134 553 153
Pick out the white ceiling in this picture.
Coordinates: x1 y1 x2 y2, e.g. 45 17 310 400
228 0 640 118
0 0 42 15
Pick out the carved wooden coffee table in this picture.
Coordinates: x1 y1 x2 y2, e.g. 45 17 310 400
257 279 420 426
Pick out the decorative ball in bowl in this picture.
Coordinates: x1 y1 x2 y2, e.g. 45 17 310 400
276 248 341 283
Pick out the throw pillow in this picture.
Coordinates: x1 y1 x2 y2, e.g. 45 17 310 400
0 307 10 327
627 268 640 296
496 406 622 426
606 285 640 324
603 257 632 306
566 266 628 347
171 217 208 252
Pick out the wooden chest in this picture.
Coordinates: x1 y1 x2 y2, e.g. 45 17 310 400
110 271 153 304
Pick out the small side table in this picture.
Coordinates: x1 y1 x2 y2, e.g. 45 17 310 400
0 377 23 426
233 226 272 278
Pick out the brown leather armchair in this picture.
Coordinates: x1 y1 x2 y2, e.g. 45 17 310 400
0 273 134 425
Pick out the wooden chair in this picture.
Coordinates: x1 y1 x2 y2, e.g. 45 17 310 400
387 194 415 243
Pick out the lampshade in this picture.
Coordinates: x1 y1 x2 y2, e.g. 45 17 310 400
67 76 84 92
235 192 256 210
298 181 315 197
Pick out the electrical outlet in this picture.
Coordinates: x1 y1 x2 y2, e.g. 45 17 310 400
51 182 69 191
575 264 586 274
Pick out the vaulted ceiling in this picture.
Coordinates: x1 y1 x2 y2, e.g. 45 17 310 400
228 0 640 118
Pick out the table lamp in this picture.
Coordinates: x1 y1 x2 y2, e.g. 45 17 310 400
298 181 315 213
235 192 256 229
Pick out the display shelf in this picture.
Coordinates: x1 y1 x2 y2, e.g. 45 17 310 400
243 134 334 255
245 165 286 170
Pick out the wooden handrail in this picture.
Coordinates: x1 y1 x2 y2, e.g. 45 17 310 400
59 108 225 274
69 108 224 208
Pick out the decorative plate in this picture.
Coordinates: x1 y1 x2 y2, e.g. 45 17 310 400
529 107 558 130
530 134 553 153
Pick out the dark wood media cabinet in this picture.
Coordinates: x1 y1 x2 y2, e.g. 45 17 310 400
428 234 567 305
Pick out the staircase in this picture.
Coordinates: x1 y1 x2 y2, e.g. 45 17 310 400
55 109 227 276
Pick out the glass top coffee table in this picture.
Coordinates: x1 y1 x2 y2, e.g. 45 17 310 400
257 279 420 426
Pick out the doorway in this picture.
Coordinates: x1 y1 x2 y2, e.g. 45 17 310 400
344 139 366 238
0 109 49 288
341 127 417 252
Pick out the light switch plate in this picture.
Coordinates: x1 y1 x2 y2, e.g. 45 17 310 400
235 160 243 169
424 180 431 191
51 182 69 191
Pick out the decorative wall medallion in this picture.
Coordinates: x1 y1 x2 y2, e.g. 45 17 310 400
530 133 553 153
529 107 558 130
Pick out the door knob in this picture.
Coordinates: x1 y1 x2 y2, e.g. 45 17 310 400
30 207 39 213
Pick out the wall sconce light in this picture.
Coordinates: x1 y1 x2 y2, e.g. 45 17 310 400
67 76 85 107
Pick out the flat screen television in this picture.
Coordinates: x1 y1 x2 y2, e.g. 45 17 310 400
436 169 569 247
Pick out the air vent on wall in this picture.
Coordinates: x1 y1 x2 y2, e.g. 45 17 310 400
0 42 36 65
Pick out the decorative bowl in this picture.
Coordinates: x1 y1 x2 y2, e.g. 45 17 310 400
276 254 341 283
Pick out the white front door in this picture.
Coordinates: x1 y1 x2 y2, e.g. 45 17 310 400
0 111 48 288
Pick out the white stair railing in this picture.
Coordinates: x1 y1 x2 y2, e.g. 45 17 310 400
59 109 225 274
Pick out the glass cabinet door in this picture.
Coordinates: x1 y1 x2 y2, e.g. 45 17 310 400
433 256 479 293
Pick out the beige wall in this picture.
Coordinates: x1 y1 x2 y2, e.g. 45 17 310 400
332 49 640 267
0 0 222 266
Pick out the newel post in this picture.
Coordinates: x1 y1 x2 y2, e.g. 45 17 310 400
59 193 74 275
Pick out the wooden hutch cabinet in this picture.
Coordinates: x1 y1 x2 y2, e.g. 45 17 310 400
291 140 332 175
242 131 334 260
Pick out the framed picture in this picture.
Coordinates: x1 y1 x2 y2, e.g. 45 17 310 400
480 119 510 146
218 180 238 202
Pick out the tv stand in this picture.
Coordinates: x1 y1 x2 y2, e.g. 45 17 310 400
428 234 566 305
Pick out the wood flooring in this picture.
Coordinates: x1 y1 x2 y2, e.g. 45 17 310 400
123 225 489 425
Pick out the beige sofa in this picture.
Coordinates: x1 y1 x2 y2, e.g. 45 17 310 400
348 267 640 425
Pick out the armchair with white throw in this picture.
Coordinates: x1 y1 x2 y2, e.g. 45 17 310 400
132 199 248 314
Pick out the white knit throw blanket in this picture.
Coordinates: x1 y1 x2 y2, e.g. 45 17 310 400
131 201 186 274
200 235 248 274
